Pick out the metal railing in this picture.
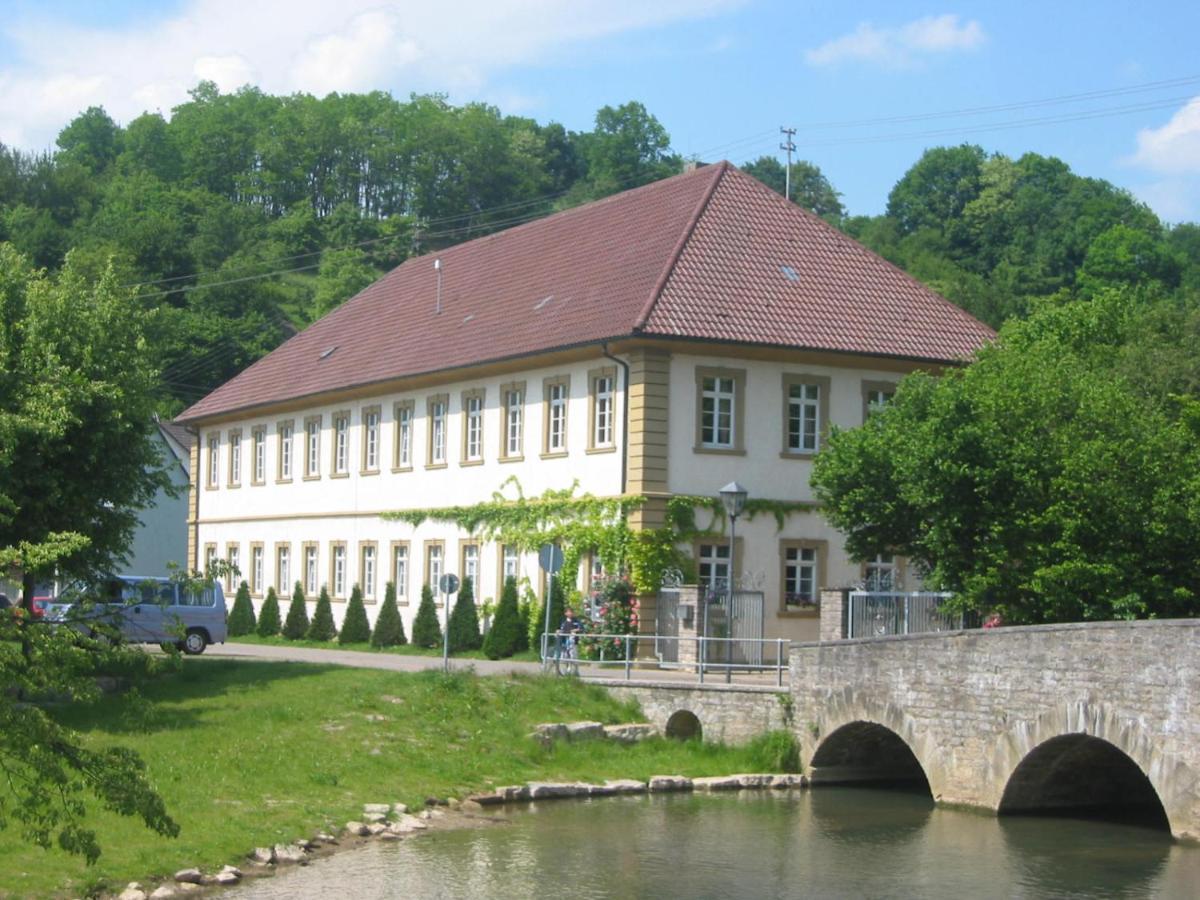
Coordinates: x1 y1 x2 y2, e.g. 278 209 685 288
846 591 966 638
539 631 790 686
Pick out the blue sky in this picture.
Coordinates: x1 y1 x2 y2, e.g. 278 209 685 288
2 0 1198 221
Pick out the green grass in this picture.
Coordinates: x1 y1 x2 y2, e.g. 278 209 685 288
0 660 791 898
228 633 541 661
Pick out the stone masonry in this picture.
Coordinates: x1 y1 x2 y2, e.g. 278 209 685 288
602 680 788 745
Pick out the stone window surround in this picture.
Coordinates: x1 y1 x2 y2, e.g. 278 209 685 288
694 366 746 455
250 427 267 485
424 540 446 606
460 388 486 465
780 372 832 459
361 405 382 475
541 374 571 458
390 540 411 605
274 542 292 595
392 400 415 472
302 541 320 598
330 541 348 600
330 409 352 478
460 541 480 589
359 540 379 603
861 379 898 424
692 537 744 593
249 541 265 597
225 542 240 593
227 428 243 488
276 419 295 483
303 416 322 481
500 381 526 462
205 433 220 490
426 394 449 469
778 538 827 618
587 365 618 453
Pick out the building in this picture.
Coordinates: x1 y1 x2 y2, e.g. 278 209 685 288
176 162 993 641
123 417 193 576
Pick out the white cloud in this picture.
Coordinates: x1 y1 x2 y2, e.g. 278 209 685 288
805 14 985 69
1130 96 1200 176
0 0 741 149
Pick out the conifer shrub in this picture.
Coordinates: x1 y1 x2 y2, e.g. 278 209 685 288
483 576 523 659
448 576 482 652
227 581 256 636
529 575 566 651
307 586 337 642
411 584 443 649
282 581 310 640
339 584 372 644
371 581 407 648
256 587 281 637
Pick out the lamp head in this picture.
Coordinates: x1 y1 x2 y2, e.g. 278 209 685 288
719 481 748 518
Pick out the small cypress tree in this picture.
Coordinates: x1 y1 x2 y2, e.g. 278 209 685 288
483 576 522 660
448 576 482 652
257 587 282 637
411 584 443 649
307 586 337 642
339 584 372 644
372 581 407 648
283 581 310 640
529 576 566 651
227 580 256 636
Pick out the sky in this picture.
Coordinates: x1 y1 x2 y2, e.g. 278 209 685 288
1 0 1199 222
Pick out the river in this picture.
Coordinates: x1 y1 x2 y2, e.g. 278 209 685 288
228 788 1200 898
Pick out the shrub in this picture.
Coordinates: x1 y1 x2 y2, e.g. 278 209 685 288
448 576 482 652
529 574 566 651
307 587 337 642
580 574 638 661
746 731 802 773
411 584 443 649
256 587 281 637
372 581 407 647
483 576 523 659
227 581 256 636
282 581 310 640
339 584 372 644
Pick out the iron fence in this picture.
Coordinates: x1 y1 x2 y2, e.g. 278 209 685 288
846 591 971 638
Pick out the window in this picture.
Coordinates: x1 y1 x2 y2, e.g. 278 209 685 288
425 543 444 594
228 429 242 486
204 543 217 577
461 543 479 588
393 401 414 470
697 543 730 593
501 544 520 583
277 420 294 481
251 543 264 595
391 542 409 602
332 412 350 475
226 543 240 593
781 540 826 611
782 374 830 456
332 543 347 598
360 543 377 601
462 391 484 463
862 380 897 422
543 377 569 455
252 428 266 484
501 383 525 459
304 416 321 478
304 543 319 596
864 554 899 592
276 544 291 593
695 367 745 453
207 435 220 488
427 395 448 466
589 553 605 590
362 407 380 473
589 368 616 450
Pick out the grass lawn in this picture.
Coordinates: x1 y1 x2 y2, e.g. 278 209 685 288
226 633 541 662
0 659 793 898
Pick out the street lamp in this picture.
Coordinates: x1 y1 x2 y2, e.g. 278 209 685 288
719 481 748 682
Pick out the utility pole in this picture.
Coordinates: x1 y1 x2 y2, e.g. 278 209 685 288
779 126 796 202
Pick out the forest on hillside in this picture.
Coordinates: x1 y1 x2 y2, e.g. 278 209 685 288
1 83 1197 413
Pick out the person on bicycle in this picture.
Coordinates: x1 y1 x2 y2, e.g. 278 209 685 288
559 607 583 667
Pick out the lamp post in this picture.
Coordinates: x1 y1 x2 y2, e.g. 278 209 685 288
719 481 748 683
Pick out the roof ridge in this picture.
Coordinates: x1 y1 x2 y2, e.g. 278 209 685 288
633 161 728 331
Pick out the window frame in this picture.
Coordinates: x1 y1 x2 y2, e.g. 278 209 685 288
426 394 449 468
227 428 243 487
390 541 410 605
499 543 520 588
779 539 827 614
304 416 322 480
460 542 480 590
331 410 351 477
330 541 348 599
206 434 220 489
862 553 907 592
359 541 378 603
249 541 265 597
694 366 746 454
361 405 381 474
275 542 291 595
392 400 414 472
461 389 485 465
251 427 267 485
203 543 218 578
424 541 445 603
302 541 319 598
781 373 831 458
542 375 570 457
588 366 617 452
500 381 525 461
225 542 241 593
276 419 294 482
861 380 898 423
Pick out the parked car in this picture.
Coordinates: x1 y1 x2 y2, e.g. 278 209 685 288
50 576 227 654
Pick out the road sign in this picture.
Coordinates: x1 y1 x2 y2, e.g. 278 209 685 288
538 544 564 574
439 573 460 595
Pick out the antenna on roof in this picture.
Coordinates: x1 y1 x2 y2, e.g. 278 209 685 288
433 258 443 315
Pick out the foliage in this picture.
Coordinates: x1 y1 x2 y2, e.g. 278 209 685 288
282 581 310 640
448 576 482 652
226 581 256 636
338 585 372 644
306 587 337 642
579 575 639 661
812 289 1200 623
529 573 566 651
410 585 443 649
741 156 845 222
256 587 281 637
371 581 407 648
745 731 802 773
483 576 523 659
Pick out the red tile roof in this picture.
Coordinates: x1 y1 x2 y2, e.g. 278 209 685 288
178 162 993 423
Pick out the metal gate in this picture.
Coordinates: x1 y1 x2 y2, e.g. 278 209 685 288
847 591 960 638
655 586 681 663
703 587 764 668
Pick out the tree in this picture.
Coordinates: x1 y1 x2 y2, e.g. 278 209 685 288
529 575 565 653
741 156 845 221
483 576 523 659
411 584 443 649
886 144 987 236
371 581 407 647
227 580 256 636
578 101 679 197
56 106 122 175
811 290 1200 624
448 576 482 652
257 586 281 637
307 587 337 641
339 584 372 644
282 582 310 639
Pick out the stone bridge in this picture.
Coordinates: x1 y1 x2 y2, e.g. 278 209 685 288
601 680 788 745
789 619 1200 840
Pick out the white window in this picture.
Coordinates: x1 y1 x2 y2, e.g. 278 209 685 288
396 404 413 468
865 554 897 592
465 395 483 461
430 400 446 464
306 419 321 477
364 410 379 470
505 389 523 456
207 435 219 487
547 382 567 452
278 423 293 479
866 388 894 415
333 545 346 597
277 546 290 593
229 431 242 484
205 545 217 575
463 544 479 586
253 429 266 483
590 554 604 588
787 382 821 453
362 545 376 600
227 545 240 591
784 546 818 607
697 543 730 593
252 545 264 593
593 375 614 447
427 544 443 591
701 376 735 448
334 414 349 474
305 545 318 595
393 545 409 599
502 545 519 581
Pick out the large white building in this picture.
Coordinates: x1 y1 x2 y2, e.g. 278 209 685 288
177 162 993 641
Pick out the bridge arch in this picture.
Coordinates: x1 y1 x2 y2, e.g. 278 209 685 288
810 720 931 794
665 709 702 741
